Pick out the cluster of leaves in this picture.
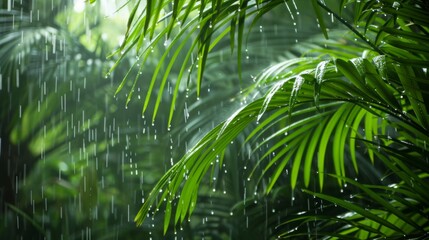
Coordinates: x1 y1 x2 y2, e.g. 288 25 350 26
103 0 429 238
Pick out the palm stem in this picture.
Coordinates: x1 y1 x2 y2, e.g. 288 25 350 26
316 0 383 55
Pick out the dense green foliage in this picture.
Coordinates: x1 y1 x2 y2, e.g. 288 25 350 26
113 0 429 238
1 0 429 239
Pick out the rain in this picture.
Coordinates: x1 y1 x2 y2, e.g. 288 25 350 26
2 0 429 239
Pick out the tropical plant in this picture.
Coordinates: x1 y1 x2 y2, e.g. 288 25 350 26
109 0 429 238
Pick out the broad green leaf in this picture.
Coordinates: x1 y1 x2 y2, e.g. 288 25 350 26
143 0 152 36
164 201 172 234
364 110 375 163
349 107 367 172
291 133 310 190
304 118 328 187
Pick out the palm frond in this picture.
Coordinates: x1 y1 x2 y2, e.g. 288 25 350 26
108 0 340 125
103 0 429 237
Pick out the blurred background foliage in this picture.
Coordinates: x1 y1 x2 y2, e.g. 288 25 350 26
1 0 428 239
0 0 173 238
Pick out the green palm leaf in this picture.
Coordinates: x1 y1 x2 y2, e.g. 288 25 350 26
109 0 429 237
